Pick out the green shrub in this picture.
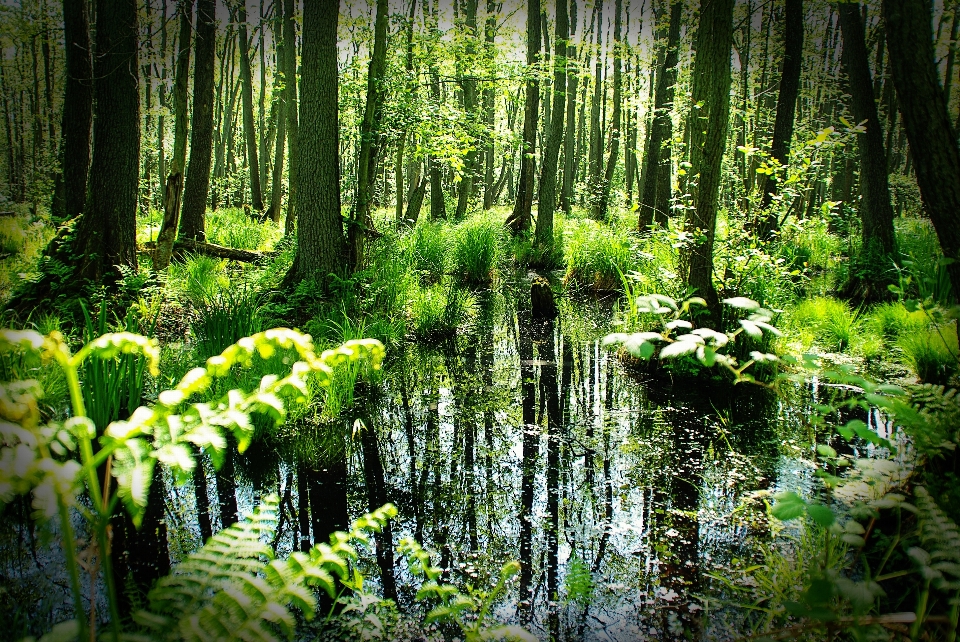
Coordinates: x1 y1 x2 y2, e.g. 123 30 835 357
449 213 503 284
899 323 959 385
408 282 475 340
565 220 636 291
408 221 447 284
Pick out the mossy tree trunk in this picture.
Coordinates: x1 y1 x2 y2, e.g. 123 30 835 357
505 0 541 234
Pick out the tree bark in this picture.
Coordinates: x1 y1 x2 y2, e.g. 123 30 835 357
560 0 579 214
638 1 681 231
265 0 286 224
535 0 569 256
594 0 623 221
179 0 216 243
283 0 300 235
237 1 264 212
283 0 347 286
758 0 804 236
482 0 499 209
883 0 960 302
154 0 194 271
505 0 542 234
839 3 897 261
350 0 388 270
684 0 735 323
71 0 141 284
55 0 93 222
455 0 480 220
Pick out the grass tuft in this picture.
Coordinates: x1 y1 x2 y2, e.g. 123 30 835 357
449 213 503 284
565 220 636 291
899 324 959 385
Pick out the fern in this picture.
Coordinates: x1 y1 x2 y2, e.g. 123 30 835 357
127 497 398 642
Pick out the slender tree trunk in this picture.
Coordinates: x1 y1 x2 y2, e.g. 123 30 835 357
839 3 897 268
684 0 735 323
594 0 622 221
758 0 804 236
154 0 194 270
237 1 263 211
283 0 346 286
639 2 681 230
561 0 579 214
267 0 286 224
883 0 960 301
588 3 603 207
505 0 542 234
535 0 569 256
180 0 216 242
482 0 498 209
455 0 480 220
283 0 300 235
258 0 269 194
55 0 93 222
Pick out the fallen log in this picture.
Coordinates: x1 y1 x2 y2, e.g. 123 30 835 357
141 238 265 263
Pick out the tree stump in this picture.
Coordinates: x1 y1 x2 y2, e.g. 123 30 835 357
531 277 558 319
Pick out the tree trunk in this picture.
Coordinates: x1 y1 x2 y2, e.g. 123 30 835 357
883 0 960 302
505 0 542 234
266 0 287 224
587 3 603 207
839 4 897 262
154 0 194 270
455 0 480 220
535 0 569 257
594 0 622 221
55 0 93 222
560 0 579 214
684 0 735 323
283 0 300 235
283 0 347 286
237 1 264 212
350 0 388 271
71 0 141 284
482 0 498 209
758 0 804 236
179 0 215 243
639 2 681 231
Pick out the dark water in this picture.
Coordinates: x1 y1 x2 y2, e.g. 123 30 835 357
218 277 824 641
2 277 838 640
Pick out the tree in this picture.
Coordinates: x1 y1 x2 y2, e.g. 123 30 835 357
265 0 287 224
350 0 388 270
534 0 569 257
560 0 579 214
883 0 960 301
283 0 347 286
838 2 897 295
71 0 141 284
505 0 541 234
594 0 623 221
179 0 217 243
455 0 480 220
684 0 735 322
236 0 264 212
283 0 299 235
53 0 93 222
757 0 803 237
154 0 194 271
638 1 681 231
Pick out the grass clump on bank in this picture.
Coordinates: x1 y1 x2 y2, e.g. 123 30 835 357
782 296 860 353
449 213 503 285
565 219 636 291
408 281 475 340
899 323 959 385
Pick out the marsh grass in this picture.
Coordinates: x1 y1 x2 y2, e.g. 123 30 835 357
408 282 475 340
206 207 281 251
784 296 861 353
565 219 636 291
190 285 262 360
899 323 959 385
865 302 929 342
407 221 447 284
449 213 503 284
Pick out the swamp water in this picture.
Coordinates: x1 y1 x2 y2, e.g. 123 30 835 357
4 278 877 641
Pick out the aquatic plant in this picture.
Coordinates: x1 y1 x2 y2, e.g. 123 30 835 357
408 282 475 340
408 221 447 284
190 285 262 360
899 323 959 385
784 296 861 353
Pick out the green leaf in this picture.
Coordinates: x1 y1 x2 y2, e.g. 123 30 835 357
816 444 837 458
806 503 835 527
659 340 699 360
724 297 760 310
771 492 807 521
739 320 763 339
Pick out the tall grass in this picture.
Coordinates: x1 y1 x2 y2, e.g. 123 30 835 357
408 282 475 340
190 286 262 359
408 221 447 284
899 323 959 385
449 213 503 284
565 219 636 291
783 296 860 353
896 217 953 304
864 302 928 342
206 207 280 251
